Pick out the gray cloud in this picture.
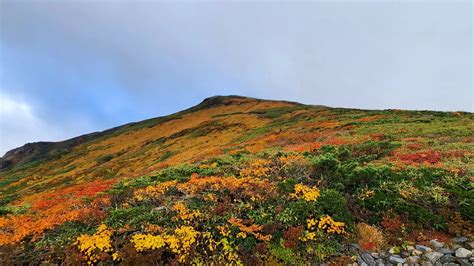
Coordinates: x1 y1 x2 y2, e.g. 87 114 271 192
0 0 472 154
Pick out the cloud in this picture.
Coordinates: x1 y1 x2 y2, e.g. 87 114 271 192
0 93 97 155
0 1 472 153
0 93 47 155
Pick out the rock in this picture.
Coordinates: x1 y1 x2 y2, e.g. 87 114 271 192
388 255 406 264
412 249 423 256
406 255 420 264
389 246 401 254
351 243 361 250
370 253 379 259
357 256 368 266
457 259 471 266
467 242 474 249
439 254 457 263
455 247 472 258
438 248 454 255
430 239 444 249
375 259 384 265
401 251 410 258
416 245 433 252
421 261 433 266
361 253 376 265
151 206 167 212
451 243 463 250
424 251 443 262
406 245 415 252
452 236 468 243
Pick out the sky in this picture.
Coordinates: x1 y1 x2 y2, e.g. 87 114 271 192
0 1 472 156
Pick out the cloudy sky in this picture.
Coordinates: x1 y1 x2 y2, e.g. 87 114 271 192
0 1 472 155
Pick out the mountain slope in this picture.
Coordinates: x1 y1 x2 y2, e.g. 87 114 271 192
0 96 473 264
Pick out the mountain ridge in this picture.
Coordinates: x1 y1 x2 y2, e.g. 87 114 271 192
0 95 473 264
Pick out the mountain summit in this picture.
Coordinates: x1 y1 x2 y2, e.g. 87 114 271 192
0 96 472 264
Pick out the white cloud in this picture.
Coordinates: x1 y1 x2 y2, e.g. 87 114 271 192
0 93 61 155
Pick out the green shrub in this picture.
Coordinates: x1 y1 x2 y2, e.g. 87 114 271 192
96 154 114 164
311 153 340 178
317 189 352 225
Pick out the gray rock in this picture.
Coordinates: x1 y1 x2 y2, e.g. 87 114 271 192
457 259 471 266
439 254 457 263
375 259 384 265
438 248 454 255
467 242 474 249
430 239 445 249
424 251 443 262
370 252 379 259
389 255 406 264
357 255 368 266
452 236 468 243
412 249 423 256
416 245 433 252
361 253 376 265
455 247 472 258
406 255 420 264
401 251 410 258
151 206 167 212
351 243 361 250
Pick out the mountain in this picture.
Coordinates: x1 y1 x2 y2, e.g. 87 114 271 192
0 96 473 264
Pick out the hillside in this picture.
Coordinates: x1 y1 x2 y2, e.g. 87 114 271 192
0 95 473 264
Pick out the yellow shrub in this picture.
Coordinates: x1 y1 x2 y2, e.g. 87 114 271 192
291 184 320 202
76 224 113 263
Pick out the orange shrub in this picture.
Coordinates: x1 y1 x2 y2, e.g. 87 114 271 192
356 223 385 252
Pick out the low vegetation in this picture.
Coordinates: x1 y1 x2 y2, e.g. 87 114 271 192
0 96 472 264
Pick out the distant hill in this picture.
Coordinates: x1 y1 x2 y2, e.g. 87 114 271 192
1 96 473 264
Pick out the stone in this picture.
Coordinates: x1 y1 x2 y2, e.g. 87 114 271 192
430 239 444 249
357 256 368 266
151 206 167 212
406 255 420 264
421 262 433 266
401 251 410 258
439 254 457 263
351 243 361 250
406 245 415 252
375 259 384 265
457 259 471 266
467 242 474 249
370 253 379 259
424 251 443 262
438 248 454 255
361 253 376 265
389 246 401 254
416 245 432 252
452 236 468 243
455 247 472 258
388 255 406 264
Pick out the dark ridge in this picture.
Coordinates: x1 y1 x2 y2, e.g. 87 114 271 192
0 95 274 171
